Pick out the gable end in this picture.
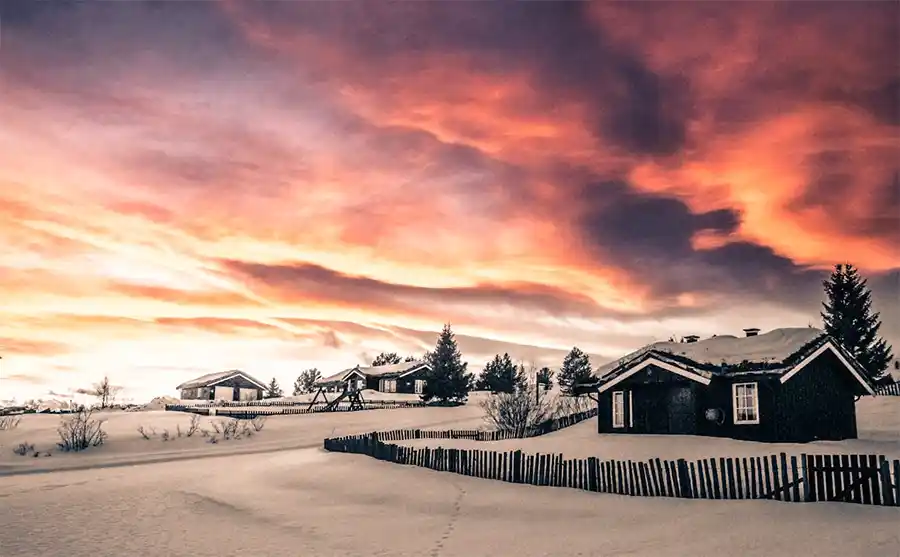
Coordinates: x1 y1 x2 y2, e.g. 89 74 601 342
779 341 875 395
598 357 711 393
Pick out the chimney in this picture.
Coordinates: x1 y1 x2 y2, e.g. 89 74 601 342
743 328 761 337
683 335 700 343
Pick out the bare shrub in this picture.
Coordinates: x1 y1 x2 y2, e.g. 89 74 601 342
207 435 219 444
480 383 557 437
250 415 267 432
220 419 240 440
137 426 152 440
160 429 171 442
210 420 223 434
185 414 201 437
176 424 183 438
13 442 34 456
57 408 108 452
0 416 22 431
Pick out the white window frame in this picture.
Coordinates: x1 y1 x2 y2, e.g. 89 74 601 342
380 378 397 393
612 391 625 428
732 382 760 425
414 379 425 394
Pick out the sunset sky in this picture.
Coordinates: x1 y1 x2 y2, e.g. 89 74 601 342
1 1 898 403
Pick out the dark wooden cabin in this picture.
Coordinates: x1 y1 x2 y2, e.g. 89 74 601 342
176 370 267 402
576 328 875 443
315 361 431 394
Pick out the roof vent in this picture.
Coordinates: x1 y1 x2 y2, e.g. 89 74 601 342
743 328 761 337
683 335 700 343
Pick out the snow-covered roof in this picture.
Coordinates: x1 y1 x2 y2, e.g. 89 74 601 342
176 370 267 390
596 327 827 379
315 360 430 386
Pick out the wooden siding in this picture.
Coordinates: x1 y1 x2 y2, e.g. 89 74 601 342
773 350 859 442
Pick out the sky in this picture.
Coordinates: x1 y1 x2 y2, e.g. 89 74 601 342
1 1 898 403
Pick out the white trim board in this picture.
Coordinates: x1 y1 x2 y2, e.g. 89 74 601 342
343 368 367 381
779 342 875 395
208 373 268 391
598 358 712 393
398 364 431 378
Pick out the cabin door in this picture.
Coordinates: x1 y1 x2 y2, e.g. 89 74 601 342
665 385 697 434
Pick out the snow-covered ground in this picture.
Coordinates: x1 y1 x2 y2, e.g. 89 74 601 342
1 444 898 557
0 400 490 475
0 396 898 557
396 397 900 461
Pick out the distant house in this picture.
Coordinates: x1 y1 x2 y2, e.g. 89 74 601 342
176 370 267 402
315 360 431 394
575 328 875 443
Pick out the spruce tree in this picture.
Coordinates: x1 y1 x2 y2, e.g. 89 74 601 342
558 347 594 395
421 323 473 403
265 377 284 399
478 353 520 393
821 263 894 383
294 368 322 395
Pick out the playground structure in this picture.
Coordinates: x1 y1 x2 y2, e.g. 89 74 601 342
307 380 366 412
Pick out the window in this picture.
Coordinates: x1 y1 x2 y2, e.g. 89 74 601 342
733 382 760 424
612 391 625 428
414 379 425 394
380 379 397 393
628 391 634 428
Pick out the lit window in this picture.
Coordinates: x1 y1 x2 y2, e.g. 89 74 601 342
733 382 759 425
612 391 625 428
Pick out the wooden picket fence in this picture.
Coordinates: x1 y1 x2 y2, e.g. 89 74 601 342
325 432 900 507
165 399 427 417
876 382 900 396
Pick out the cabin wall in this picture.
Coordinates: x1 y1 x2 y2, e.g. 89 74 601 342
397 369 428 394
773 351 859 442
697 377 778 442
597 366 700 435
181 376 263 401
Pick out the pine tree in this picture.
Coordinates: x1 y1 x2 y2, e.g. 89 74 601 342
265 377 284 399
372 352 402 366
404 355 418 362
558 347 594 395
536 366 554 390
821 263 894 383
421 323 473 403
478 353 520 393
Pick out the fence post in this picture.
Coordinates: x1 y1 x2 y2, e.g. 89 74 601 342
513 450 523 483
676 459 693 498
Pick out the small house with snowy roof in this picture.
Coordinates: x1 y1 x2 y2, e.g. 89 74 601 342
315 360 432 394
176 370 267 402
574 328 876 443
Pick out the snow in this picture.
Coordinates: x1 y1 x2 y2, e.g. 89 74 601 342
0 394 898 556
1 437 898 556
597 327 826 377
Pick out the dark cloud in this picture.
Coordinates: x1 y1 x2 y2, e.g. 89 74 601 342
227 1 695 156
580 180 739 258
575 177 829 304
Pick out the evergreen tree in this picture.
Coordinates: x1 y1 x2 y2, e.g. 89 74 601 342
558 347 594 395
404 355 418 362
478 353 520 393
536 366 554 390
265 377 284 399
294 368 322 395
421 323 473 403
372 352 402 366
821 263 894 383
